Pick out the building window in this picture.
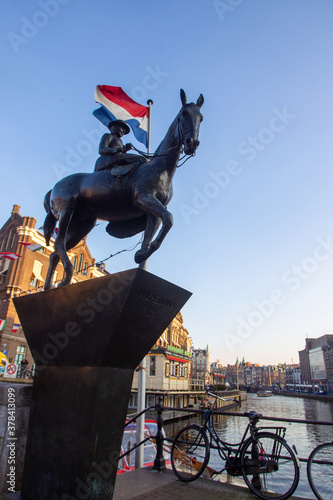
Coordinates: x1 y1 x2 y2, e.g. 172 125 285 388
149 356 156 377
82 262 88 275
52 271 58 287
0 259 9 284
129 394 137 408
73 256 78 271
78 253 84 273
10 231 16 248
170 361 177 377
30 276 38 287
15 345 26 364
147 395 155 407
179 365 185 377
6 229 13 250
0 237 6 251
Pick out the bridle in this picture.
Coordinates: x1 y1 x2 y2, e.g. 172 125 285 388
130 106 201 165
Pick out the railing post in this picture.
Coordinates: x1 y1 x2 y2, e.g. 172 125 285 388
153 395 166 471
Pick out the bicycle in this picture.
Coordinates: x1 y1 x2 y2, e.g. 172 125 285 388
19 367 33 379
307 441 333 500
170 391 300 500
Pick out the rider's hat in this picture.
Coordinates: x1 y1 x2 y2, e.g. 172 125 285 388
108 120 130 135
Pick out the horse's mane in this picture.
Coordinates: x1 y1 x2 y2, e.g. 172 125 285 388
153 111 181 157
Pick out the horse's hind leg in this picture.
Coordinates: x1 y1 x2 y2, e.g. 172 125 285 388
65 218 96 253
44 252 60 290
53 209 75 288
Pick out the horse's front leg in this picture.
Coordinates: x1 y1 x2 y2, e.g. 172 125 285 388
133 194 173 263
137 215 160 267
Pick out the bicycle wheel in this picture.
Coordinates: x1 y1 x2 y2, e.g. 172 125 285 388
171 424 210 481
307 442 333 500
240 432 299 500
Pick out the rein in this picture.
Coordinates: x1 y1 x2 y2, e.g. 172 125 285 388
130 113 198 166
130 144 178 158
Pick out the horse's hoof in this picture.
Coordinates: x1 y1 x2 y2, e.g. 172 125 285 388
57 279 71 288
135 250 146 264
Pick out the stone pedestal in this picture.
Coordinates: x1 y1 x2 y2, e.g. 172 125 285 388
13 268 191 500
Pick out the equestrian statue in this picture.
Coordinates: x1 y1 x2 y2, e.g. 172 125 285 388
43 89 204 290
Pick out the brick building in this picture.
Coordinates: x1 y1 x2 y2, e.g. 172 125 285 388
0 204 107 367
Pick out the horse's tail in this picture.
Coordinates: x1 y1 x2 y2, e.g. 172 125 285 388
43 190 57 246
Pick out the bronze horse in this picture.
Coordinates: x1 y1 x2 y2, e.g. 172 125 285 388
43 89 204 289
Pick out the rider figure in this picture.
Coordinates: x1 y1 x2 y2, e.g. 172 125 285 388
94 120 145 174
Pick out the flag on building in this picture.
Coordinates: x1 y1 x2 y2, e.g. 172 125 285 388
93 85 149 147
0 320 6 331
12 323 20 333
19 242 44 252
0 252 21 261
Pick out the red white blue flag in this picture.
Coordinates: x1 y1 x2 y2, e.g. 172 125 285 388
0 252 20 261
93 85 149 147
19 242 44 252
12 323 21 333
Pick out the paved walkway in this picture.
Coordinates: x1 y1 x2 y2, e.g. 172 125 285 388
0 467 309 500
113 467 308 500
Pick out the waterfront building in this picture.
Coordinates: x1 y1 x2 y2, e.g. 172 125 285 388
191 345 211 385
285 364 301 385
210 359 225 385
299 334 333 392
224 362 287 390
130 312 203 409
0 205 107 366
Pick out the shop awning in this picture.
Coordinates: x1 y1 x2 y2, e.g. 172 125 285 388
32 261 44 282
166 355 190 363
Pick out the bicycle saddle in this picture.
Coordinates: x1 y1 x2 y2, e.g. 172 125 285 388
244 411 262 420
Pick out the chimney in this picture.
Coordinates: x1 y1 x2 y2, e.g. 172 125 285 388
12 204 20 215
22 216 36 229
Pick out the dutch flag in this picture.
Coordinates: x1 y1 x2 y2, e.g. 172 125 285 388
93 85 149 147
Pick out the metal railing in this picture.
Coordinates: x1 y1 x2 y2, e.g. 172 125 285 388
121 395 333 472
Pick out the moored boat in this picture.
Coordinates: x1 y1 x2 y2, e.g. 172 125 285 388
257 390 273 397
118 420 170 474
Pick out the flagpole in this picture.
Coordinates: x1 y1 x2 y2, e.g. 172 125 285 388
147 99 153 155
135 98 153 469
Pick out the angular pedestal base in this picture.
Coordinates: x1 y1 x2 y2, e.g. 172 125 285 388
13 269 191 500
21 367 132 500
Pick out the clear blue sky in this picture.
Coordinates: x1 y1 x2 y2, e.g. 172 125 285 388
1 0 333 366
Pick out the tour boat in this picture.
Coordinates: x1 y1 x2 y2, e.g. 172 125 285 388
257 390 273 397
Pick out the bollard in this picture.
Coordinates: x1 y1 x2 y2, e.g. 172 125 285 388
153 395 166 471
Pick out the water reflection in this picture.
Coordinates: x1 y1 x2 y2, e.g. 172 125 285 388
164 393 333 499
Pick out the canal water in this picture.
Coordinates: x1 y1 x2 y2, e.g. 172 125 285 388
164 393 333 499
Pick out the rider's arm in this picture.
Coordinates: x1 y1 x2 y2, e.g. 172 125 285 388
98 134 122 155
122 143 132 152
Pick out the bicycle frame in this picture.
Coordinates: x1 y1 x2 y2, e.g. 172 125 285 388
203 392 288 476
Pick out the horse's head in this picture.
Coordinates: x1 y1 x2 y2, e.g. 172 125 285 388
178 89 204 156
